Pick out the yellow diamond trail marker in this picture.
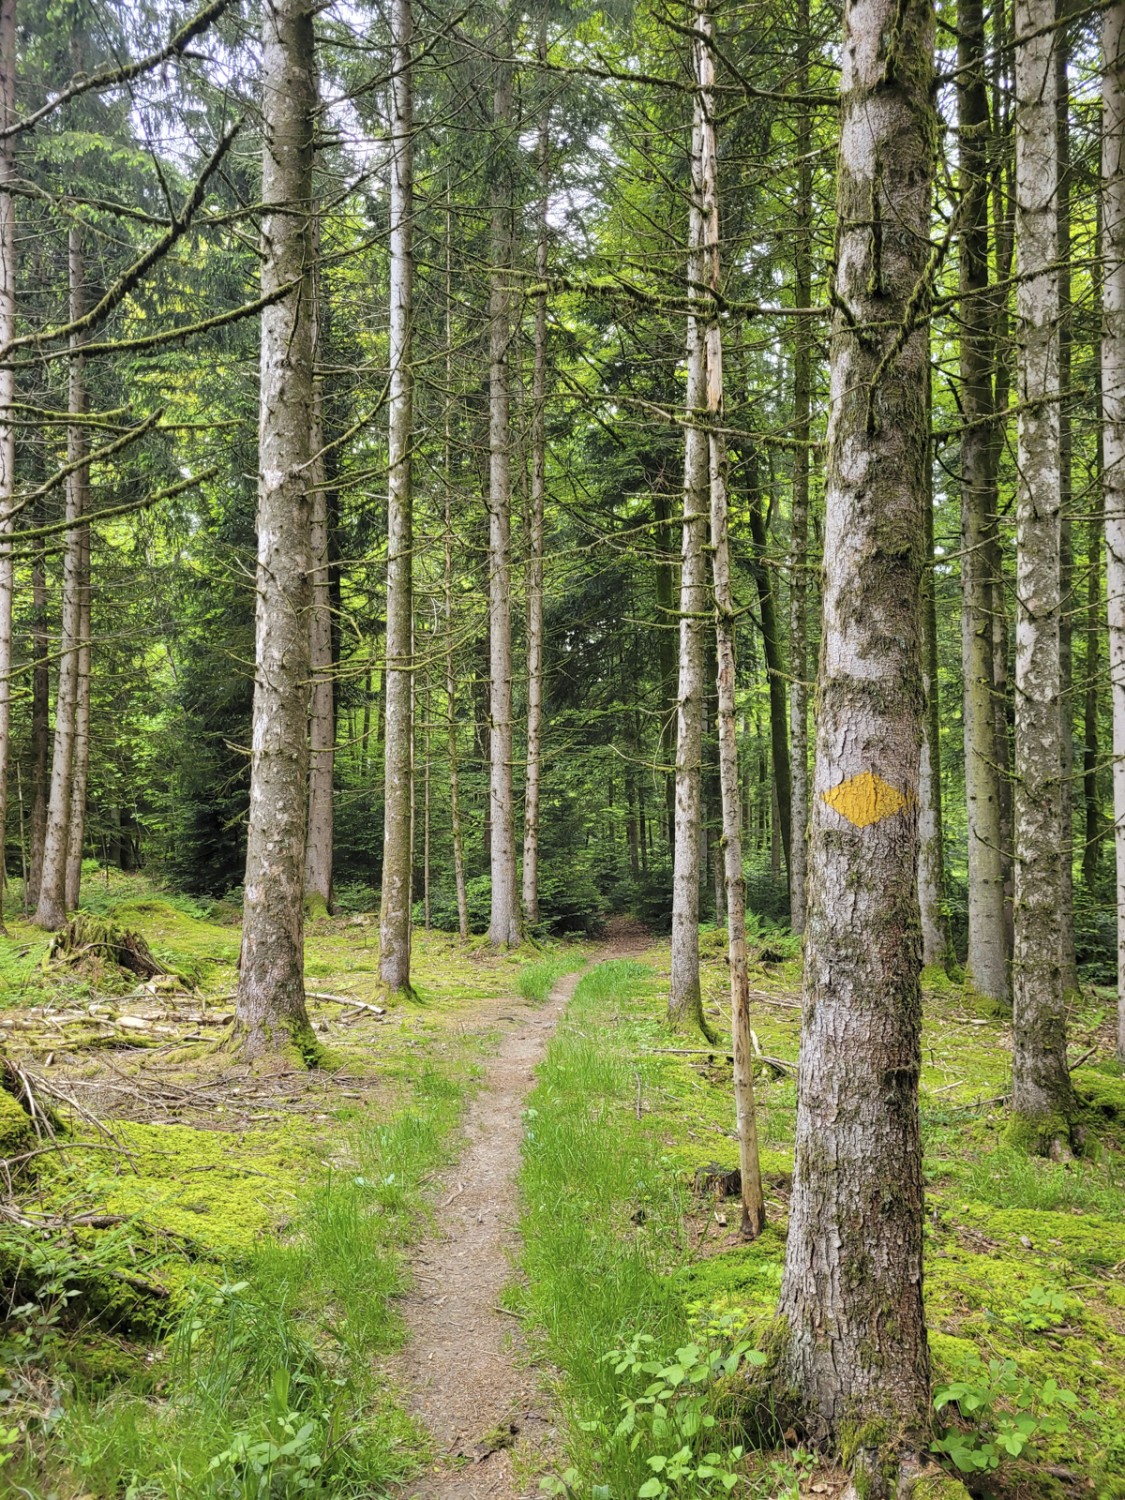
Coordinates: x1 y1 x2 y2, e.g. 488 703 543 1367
821 771 908 829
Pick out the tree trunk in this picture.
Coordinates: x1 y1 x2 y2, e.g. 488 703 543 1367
444 208 468 943
1009 0 1075 1148
304 253 334 919
918 369 948 967
788 0 812 936
747 463 791 882
234 0 317 1056
1103 0 1125 1062
696 0 764 1242
0 0 13 935
1056 14 1078 995
775 0 935 1473
380 0 415 993
654 487 678 852
34 227 89 932
523 27 548 928
487 27 521 951
668 50 710 1036
959 0 1008 1005
27 505 49 908
64 513 91 910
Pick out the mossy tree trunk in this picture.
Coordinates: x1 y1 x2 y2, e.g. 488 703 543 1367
0 0 13 937
1009 0 1076 1148
235 0 317 1057
1103 0 1125 1063
380 0 416 993
774 0 936 1480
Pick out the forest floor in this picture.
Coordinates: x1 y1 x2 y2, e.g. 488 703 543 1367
1 873 1124 1500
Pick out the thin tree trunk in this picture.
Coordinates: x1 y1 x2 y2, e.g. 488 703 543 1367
234 0 317 1055
775 0 935 1471
1103 0 1125 1063
654 487 677 852
34 228 88 932
1009 0 1075 1148
487 22 520 950
1056 12 1078 993
444 209 468 942
64 514 91 910
788 0 812 936
522 23 548 928
919 370 948 967
380 0 416 992
0 0 12 934
747 464 791 881
305 250 334 918
696 0 764 1242
959 0 1008 1004
668 48 710 1036
27 505 49 908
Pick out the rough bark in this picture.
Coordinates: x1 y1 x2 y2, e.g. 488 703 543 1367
668 52 710 1037
697 3 765 1239
379 0 415 993
33 227 88 932
1103 0 1125 1062
788 0 812 935
1009 0 1075 1148
486 26 520 951
0 0 13 933
522 28 548 928
234 0 316 1056
959 0 1008 1005
1056 14 1078 995
27 505 49 908
747 463 791 882
775 0 935 1472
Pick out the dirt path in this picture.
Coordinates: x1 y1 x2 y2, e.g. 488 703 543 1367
391 969 581 1500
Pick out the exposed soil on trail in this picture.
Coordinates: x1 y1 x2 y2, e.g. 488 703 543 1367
393 925 649 1500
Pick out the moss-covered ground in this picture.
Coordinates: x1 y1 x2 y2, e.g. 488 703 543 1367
0 871 587 1497
518 938 1125 1500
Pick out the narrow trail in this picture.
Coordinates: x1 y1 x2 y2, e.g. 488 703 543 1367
391 969 580 1500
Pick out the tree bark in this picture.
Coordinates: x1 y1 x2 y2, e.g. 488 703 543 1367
0 0 14 934
695 1 765 1242
64 511 91 911
959 0 1008 1005
522 23 548 929
747 462 791 882
234 0 317 1055
668 47 710 1036
487 22 520 950
1009 0 1075 1147
34 227 88 932
1103 0 1125 1062
27 503 49 908
775 0 935 1472
443 199 468 943
379 0 416 992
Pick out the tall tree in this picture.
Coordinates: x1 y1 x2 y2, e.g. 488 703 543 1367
305 244 334 919
958 0 1008 1006
486 14 520 951
0 0 13 935
919 370 948 967
697 1 764 1239
1008 0 1076 1148
234 0 317 1055
379 0 415 995
1103 0 1125 1063
774 0 936 1478
33 227 89 932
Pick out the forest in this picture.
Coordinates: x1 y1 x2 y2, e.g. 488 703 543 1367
1 0 1125 1496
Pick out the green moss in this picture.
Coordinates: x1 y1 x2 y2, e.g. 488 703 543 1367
1003 1110 1073 1155
1072 1066 1125 1122
906 1472 971 1500
0 1085 35 1158
303 892 331 920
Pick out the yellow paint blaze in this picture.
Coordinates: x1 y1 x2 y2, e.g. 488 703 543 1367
821 771 907 828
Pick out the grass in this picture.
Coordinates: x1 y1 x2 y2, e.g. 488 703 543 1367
517 949 584 1003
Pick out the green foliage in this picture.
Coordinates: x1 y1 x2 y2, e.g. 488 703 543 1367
932 1358 1077 1476
518 952 580 1003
